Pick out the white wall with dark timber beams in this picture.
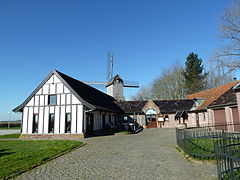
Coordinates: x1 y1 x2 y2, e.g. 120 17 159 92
22 74 84 135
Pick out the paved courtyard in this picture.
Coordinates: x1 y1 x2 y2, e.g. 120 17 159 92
0 129 20 135
15 129 217 180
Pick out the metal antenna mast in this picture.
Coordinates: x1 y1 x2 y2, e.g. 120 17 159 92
84 52 139 101
107 52 114 80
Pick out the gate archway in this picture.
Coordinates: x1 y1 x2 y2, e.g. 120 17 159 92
145 108 157 128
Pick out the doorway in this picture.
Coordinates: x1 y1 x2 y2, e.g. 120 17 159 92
86 113 94 135
145 108 157 128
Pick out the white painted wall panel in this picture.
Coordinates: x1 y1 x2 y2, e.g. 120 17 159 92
40 95 44 106
109 113 112 125
44 95 48 106
38 107 44 133
83 110 87 133
66 105 71 113
60 106 65 133
94 112 101 131
77 105 83 133
66 94 71 104
50 106 55 114
46 76 54 84
44 107 49 133
61 94 65 105
28 107 33 134
36 88 42 95
22 108 28 134
26 98 34 107
50 84 55 94
34 107 38 114
112 114 116 125
64 86 70 93
105 113 109 124
43 84 49 94
93 112 97 131
99 113 103 128
57 94 60 105
54 106 60 134
57 83 64 94
54 75 61 83
34 96 39 106
71 105 77 133
72 94 80 104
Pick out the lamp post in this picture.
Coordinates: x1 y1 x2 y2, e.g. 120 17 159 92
8 111 12 128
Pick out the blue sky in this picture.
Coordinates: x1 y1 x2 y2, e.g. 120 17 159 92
0 0 234 121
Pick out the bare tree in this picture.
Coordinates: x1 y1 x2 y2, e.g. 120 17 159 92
218 0 240 71
151 62 186 100
205 54 234 89
131 62 186 100
131 86 152 100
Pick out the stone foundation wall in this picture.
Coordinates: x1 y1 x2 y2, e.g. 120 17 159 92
20 133 85 140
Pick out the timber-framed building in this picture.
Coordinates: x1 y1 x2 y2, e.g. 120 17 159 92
13 70 240 139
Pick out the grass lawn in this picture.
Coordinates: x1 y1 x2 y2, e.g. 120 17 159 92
180 138 216 160
116 130 131 134
0 133 20 139
0 140 82 179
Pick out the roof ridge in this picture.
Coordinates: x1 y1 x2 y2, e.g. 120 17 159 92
153 99 192 101
55 70 115 99
187 81 239 97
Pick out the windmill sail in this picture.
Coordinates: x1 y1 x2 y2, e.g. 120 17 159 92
83 52 139 100
123 80 139 88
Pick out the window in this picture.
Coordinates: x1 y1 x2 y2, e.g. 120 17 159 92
193 98 204 108
48 114 55 133
124 116 128 121
32 114 39 133
65 113 71 133
48 95 57 105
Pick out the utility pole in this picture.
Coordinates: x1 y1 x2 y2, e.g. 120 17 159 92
8 111 12 128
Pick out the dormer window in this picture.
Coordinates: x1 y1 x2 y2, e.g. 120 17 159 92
193 98 204 108
48 95 57 105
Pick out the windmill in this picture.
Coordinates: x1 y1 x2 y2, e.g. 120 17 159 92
83 52 139 101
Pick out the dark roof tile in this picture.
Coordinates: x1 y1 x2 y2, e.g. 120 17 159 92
117 99 194 114
154 100 194 113
117 101 147 114
208 88 237 107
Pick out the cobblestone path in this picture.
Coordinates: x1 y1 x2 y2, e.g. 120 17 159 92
15 129 217 180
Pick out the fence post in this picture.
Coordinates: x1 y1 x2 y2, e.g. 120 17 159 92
176 128 178 145
230 158 235 180
222 130 228 179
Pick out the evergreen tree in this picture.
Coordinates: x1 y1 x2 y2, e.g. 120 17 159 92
183 52 207 95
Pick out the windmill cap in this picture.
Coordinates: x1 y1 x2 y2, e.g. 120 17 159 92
106 74 124 87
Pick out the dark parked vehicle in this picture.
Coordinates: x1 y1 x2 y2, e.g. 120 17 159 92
128 121 143 134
